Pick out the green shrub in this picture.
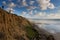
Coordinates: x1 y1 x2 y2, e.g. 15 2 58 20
25 26 39 39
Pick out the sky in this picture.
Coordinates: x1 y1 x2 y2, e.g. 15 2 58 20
0 0 60 19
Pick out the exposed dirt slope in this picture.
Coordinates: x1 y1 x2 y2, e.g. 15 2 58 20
0 8 55 40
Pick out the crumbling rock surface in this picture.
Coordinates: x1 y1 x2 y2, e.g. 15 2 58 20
0 8 55 40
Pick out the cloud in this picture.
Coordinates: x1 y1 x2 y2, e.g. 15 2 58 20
34 10 38 13
37 0 55 10
30 1 35 5
40 4 48 10
39 13 60 19
22 0 28 6
35 12 46 17
17 0 21 2
20 10 34 18
21 10 33 17
6 8 15 13
8 0 12 2
2 1 6 5
26 6 37 10
48 3 55 9
47 13 60 19
21 11 27 15
29 10 33 15
20 11 31 18
39 0 50 4
8 2 16 8
17 0 27 8
35 12 60 19
23 11 60 19
5 2 16 13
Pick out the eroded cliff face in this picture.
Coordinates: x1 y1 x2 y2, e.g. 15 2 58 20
0 8 40 40
0 8 55 40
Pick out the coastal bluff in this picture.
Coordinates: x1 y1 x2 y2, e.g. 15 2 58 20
0 8 55 40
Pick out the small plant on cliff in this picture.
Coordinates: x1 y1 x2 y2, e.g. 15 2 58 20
25 25 39 40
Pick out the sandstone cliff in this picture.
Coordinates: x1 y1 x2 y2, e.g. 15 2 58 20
0 8 40 40
0 8 55 40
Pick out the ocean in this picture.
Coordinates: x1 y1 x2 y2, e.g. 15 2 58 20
30 19 60 34
29 19 60 40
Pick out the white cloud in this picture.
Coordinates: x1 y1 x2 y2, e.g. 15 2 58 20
6 8 15 13
2 1 6 5
17 0 28 8
20 10 33 17
48 3 55 9
39 13 60 19
22 0 28 6
8 0 12 2
39 0 50 4
20 11 31 18
34 10 38 13
20 11 30 17
47 13 60 19
30 1 35 5
35 12 46 17
40 4 48 10
29 10 33 15
21 11 27 15
8 2 16 8
17 0 21 2
20 11 46 18
37 0 55 10
24 11 60 19
26 6 37 10
6 2 16 13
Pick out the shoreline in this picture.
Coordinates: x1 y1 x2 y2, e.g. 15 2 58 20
32 23 55 40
